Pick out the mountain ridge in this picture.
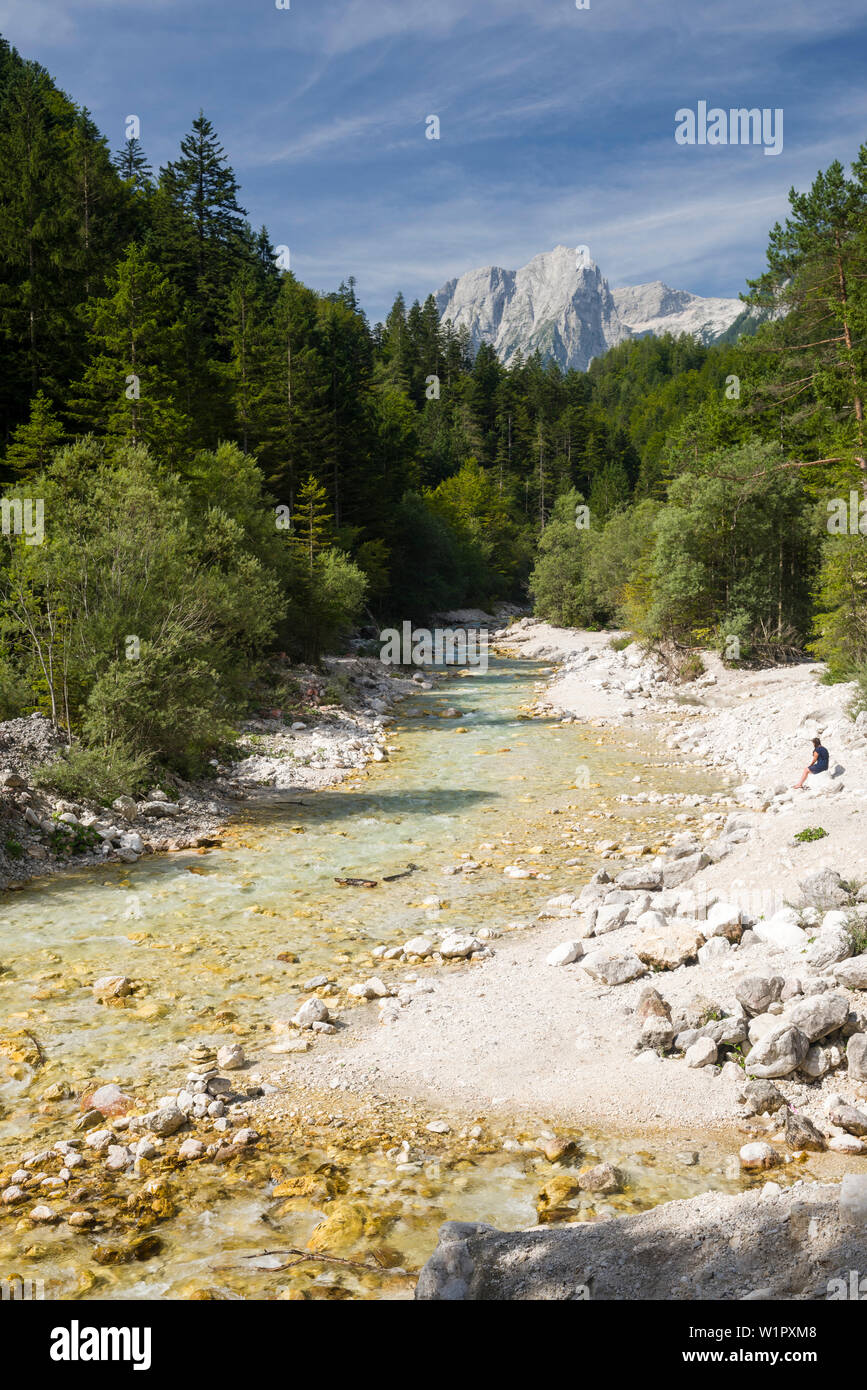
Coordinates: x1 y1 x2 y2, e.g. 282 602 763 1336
435 246 744 371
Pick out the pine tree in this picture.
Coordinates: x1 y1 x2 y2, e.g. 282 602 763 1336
159 112 246 288
292 473 332 572
113 136 153 192
72 243 191 458
744 150 867 489
3 390 64 477
221 267 270 453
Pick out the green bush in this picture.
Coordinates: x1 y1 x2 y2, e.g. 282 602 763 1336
34 742 152 803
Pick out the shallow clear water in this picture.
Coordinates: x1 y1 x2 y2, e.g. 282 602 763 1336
0 655 758 1299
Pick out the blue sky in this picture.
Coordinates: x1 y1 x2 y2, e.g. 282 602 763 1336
2 0 866 323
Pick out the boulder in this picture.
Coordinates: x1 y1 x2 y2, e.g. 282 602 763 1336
292 997 331 1028
685 1037 717 1068
800 868 847 908
698 937 731 966
661 853 709 889
745 1023 810 1079
735 975 784 1018
704 902 743 941
828 1097 867 1137
783 992 850 1043
738 1079 786 1115
635 909 668 933
784 1111 827 1151
616 868 662 891
739 1142 779 1171
807 927 852 972
835 957 867 990
593 903 629 936
546 940 584 967
752 910 808 950
847 1033 867 1081
581 947 647 987
635 922 703 971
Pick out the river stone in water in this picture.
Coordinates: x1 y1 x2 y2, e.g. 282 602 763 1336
784 1110 827 1152
745 1024 810 1079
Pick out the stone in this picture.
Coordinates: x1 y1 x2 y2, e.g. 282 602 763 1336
29 1204 58 1223
830 1134 865 1154
546 940 584 967
783 991 849 1043
704 1015 749 1048
439 934 481 958
593 904 629 935
784 1110 827 1151
641 1016 675 1051
105 1144 132 1171
635 909 668 933
661 852 709 889
577 1162 621 1193
635 986 670 1024
148 1104 185 1137
739 1142 779 1171
834 957 867 990
800 868 847 908
84 1083 134 1117
581 947 647 987
140 801 181 817
847 1033 867 1081
698 936 731 965
800 1045 831 1080
685 1037 717 1068
839 1173 867 1225
806 927 852 972
232 1128 260 1146
745 1024 810 1079
293 997 331 1028
404 936 434 958
216 1044 245 1071
753 911 808 950
736 975 783 1018
112 795 138 821
704 902 743 940
616 868 662 891
828 1098 867 1137
92 975 133 1001
84 1128 113 1150
635 922 703 971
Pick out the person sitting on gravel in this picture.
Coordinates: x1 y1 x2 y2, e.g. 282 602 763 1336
794 737 830 789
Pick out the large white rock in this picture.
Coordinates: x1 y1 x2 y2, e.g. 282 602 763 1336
753 910 808 950
593 903 629 936
546 940 584 967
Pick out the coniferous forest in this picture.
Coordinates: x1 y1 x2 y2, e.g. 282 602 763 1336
1 35 867 790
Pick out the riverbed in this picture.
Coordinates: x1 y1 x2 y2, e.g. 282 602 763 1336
0 653 763 1299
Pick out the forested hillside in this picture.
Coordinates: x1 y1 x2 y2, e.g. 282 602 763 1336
1 33 866 790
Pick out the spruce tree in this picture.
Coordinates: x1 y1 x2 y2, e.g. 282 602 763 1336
3 390 64 477
113 135 153 192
